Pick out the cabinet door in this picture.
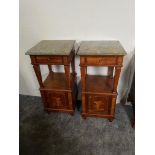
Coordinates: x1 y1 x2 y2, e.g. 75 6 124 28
47 92 69 109
87 95 112 115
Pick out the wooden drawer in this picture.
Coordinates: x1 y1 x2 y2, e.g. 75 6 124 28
85 56 117 66
35 56 63 64
46 92 69 109
86 95 112 115
80 56 124 66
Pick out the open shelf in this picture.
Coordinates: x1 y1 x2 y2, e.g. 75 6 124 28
42 72 73 91
86 75 114 93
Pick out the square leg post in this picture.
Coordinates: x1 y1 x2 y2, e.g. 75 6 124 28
108 67 114 78
80 65 87 119
48 65 53 73
33 64 44 88
110 66 122 120
64 64 73 114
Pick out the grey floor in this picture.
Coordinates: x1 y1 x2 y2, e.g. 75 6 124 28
19 95 135 155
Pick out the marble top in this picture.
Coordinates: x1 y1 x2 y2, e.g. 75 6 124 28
77 41 126 56
26 40 75 55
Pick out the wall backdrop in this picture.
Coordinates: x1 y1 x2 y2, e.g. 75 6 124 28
19 0 135 103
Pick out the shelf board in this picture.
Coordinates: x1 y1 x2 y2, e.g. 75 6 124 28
86 75 114 93
42 72 71 91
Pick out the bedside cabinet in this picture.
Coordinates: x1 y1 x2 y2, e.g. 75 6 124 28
26 40 77 115
77 41 126 121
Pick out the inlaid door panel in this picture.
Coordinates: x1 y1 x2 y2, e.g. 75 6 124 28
87 95 112 115
46 92 69 109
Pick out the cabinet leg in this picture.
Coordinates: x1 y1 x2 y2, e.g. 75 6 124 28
82 115 86 119
70 112 74 116
108 118 114 122
44 109 50 114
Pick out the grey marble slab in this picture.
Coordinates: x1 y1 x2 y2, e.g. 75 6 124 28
26 40 75 55
77 41 127 56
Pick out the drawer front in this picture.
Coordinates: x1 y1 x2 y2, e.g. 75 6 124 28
87 95 112 114
35 56 63 64
85 57 117 66
47 92 69 109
